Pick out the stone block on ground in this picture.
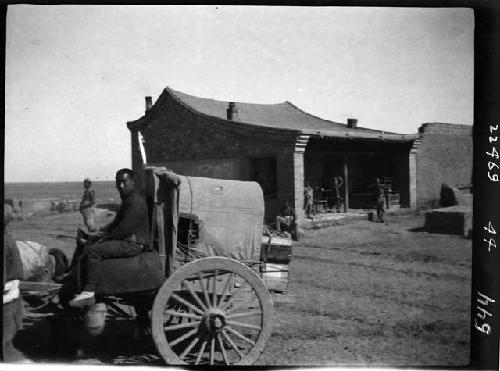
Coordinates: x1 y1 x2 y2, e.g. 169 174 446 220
425 205 472 237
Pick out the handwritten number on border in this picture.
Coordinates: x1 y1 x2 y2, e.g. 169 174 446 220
474 291 495 335
487 125 499 182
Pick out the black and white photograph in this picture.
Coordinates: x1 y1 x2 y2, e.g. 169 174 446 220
3 3 498 368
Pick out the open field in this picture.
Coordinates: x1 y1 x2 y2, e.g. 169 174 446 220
5 181 117 204
7 210 471 366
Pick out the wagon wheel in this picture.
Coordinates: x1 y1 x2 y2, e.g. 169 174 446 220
152 257 273 365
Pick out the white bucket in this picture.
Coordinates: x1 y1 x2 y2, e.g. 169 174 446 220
85 303 107 336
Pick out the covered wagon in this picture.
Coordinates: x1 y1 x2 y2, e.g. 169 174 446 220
21 166 275 366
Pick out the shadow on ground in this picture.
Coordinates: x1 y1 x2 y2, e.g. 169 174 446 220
407 226 426 233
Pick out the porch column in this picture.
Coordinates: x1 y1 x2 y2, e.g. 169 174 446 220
408 138 421 209
293 135 310 226
343 153 349 212
409 153 417 209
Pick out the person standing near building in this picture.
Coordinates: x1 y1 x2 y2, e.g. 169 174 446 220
375 178 387 223
80 178 96 232
304 181 314 219
332 175 344 213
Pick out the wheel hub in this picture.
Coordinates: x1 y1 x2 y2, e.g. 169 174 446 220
202 308 226 334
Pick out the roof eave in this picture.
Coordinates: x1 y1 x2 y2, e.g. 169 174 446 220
302 129 419 142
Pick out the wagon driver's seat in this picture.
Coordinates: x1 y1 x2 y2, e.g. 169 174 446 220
60 168 181 303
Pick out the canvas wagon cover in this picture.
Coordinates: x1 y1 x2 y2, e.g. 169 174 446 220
178 175 264 262
149 167 265 263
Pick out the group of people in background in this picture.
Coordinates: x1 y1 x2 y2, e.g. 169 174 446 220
275 174 389 233
303 174 345 219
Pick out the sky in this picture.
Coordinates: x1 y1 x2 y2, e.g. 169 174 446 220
5 5 474 183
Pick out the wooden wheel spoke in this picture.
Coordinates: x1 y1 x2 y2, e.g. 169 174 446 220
195 340 208 365
227 310 262 320
218 333 230 365
164 320 201 332
225 325 256 345
226 320 261 331
212 270 218 307
180 336 199 360
186 281 208 312
221 282 251 311
226 297 258 314
164 310 202 321
217 273 234 308
205 273 211 301
169 327 198 347
222 329 244 359
152 257 273 366
171 293 204 315
198 272 211 308
210 337 215 365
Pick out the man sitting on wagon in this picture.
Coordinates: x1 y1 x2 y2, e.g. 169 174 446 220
69 168 150 307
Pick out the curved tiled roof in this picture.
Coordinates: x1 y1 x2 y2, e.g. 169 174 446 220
129 86 416 141
168 87 380 134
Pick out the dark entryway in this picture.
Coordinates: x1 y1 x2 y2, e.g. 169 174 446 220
304 138 413 210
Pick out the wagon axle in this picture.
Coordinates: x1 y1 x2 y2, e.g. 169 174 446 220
202 309 226 334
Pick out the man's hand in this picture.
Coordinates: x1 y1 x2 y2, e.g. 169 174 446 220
3 280 20 304
87 231 103 243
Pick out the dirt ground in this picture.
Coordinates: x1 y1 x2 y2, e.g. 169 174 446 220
8 210 471 366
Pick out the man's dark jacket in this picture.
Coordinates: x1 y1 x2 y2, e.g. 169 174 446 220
103 190 149 246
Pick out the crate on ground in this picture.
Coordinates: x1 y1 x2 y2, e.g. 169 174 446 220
261 263 289 294
260 235 292 264
260 235 292 293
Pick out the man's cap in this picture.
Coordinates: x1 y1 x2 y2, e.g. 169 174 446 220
84 177 92 183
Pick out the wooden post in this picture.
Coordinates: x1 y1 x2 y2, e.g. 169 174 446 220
130 129 145 191
151 174 167 276
165 187 178 277
156 204 166 276
343 154 349 212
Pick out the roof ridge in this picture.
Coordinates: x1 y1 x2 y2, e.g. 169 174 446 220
283 100 346 128
163 86 299 133
168 86 288 107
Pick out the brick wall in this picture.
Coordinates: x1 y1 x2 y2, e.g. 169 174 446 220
154 158 242 180
133 91 301 222
415 123 473 209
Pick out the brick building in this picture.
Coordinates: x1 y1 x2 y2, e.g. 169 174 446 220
127 87 472 224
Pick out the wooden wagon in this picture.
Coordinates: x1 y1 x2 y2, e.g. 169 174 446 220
20 166 274 366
